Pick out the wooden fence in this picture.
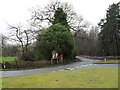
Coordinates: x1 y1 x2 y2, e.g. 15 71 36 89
2 60 51 69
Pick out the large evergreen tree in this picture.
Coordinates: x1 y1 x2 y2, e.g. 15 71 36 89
35 7 75 60
98 2 120 56
53 8 69 30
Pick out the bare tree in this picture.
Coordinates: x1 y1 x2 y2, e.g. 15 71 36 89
87 26 99 55
75 26 99 56
30 1 88 37
8 24 36 55
0 34 8 48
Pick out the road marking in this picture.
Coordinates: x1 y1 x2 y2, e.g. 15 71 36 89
52 71 56 72
58 69 64 71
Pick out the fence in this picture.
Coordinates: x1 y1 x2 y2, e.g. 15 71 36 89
2 60 51 69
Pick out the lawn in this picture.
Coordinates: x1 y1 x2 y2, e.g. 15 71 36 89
0 57 17 62
2 67 118 88
95 60 120 64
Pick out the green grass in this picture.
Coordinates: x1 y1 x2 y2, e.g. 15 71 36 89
95 60 120 64
2 67 118 88
0 57 17 62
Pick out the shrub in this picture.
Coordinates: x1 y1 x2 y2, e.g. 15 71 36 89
20 52 35 61
35 24 75 60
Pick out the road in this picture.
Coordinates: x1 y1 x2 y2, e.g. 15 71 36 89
0 56 119 77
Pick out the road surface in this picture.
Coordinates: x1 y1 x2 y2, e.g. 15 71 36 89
0 56 119 77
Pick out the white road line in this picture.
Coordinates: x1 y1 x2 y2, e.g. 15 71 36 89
58 69 64 71
52 71 56 72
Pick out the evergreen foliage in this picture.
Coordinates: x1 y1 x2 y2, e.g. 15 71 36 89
36 24 75 60
98 2 120 56
35 6 75 61
53 8 69 30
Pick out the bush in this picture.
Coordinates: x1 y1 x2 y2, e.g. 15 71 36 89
19 46 36 61
20 52 35 61
36 24 75 60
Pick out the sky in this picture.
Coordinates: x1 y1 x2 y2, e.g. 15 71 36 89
0 0 119 35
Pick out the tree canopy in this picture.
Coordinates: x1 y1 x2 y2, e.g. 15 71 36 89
53 8 69 30
30 1 87 37
98 2 120 56
36 24 75 60
35 4 75 61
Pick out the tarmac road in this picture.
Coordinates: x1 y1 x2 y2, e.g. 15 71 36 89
0 56 119 77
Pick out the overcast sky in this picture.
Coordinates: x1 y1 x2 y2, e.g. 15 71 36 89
0 0 119 35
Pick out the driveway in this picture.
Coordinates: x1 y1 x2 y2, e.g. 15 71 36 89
0 56 119 77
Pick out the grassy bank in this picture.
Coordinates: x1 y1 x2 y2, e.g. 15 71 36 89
95 60 120 64
0 57 17 62
2 67 118 88
82 56 120 60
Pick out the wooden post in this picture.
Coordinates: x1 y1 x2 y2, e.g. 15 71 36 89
57 58 58 64
51 58 53 65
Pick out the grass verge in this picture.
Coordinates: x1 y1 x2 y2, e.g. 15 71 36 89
0 57 17 62
2 67 118 88
95 60 120 64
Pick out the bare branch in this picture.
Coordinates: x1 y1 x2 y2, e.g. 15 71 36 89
8 24 36 54
29 1 87 34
